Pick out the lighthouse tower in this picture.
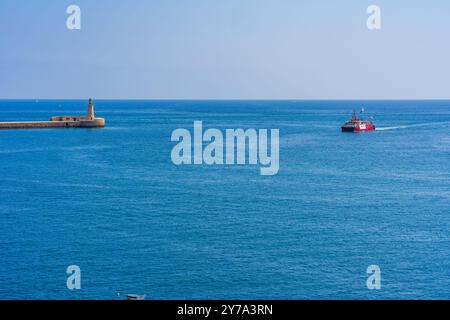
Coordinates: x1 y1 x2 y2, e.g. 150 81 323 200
87 98 95 119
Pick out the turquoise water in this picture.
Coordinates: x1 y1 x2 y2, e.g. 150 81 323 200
0 100 449 300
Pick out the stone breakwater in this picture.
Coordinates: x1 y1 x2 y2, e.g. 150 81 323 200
0 99 105 130
0 119 105 129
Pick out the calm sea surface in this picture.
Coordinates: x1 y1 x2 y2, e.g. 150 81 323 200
0 100 449 299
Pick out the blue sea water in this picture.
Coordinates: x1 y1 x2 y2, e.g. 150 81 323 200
0 100 449 300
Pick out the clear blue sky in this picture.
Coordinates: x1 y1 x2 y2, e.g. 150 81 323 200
1 0 450 99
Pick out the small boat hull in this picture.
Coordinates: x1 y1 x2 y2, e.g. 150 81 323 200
341 123 376 132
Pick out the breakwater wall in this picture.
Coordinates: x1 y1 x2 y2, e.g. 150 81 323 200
0 119 105 129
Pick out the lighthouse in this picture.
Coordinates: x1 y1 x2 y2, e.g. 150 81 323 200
87 98 95 119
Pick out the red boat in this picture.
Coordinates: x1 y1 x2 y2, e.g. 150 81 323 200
341 110 375 132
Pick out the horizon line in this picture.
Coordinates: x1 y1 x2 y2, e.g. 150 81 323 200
2 98 450 101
